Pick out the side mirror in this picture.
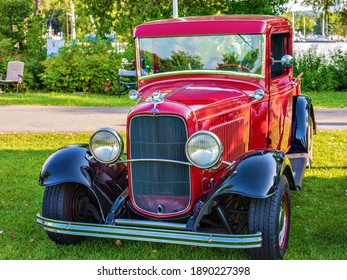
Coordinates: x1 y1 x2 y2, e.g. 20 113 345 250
281 55 293 67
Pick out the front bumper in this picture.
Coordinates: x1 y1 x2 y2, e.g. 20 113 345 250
36 214 262 249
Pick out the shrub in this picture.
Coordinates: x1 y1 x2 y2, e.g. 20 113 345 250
0 18 47 92
294 45 337 92
330 49 347 91
40 40 122 94
0 38 14 69
21 17 47 90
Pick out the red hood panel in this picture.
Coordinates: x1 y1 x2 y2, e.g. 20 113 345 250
137 79 258 120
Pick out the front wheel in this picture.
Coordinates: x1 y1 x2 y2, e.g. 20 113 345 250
248 175 291 260
42 183 102 245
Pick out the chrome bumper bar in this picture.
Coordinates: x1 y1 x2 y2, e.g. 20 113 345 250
36 214 262 249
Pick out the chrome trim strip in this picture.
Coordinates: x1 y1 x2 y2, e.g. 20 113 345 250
37 214 262 249
112 158 192 166
115 219 187 230
90 156 233 169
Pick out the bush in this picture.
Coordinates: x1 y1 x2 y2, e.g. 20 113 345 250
0 18 47 92
294 45 338 92
330 49 347 91
40 40 122 94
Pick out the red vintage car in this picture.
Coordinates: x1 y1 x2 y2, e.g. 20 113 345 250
37 15 316 260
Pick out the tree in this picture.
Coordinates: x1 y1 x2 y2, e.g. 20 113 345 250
303 0 335 35
1 1 290 44
0 0 34 45
302 0 335 12
283 12 316 35
336 7 347 37
74 0 117 38
230 0 289 15
113 0 291 42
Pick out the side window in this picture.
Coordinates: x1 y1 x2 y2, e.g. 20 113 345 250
270 33 289 79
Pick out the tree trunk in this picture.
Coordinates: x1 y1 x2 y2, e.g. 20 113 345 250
34 0 39 16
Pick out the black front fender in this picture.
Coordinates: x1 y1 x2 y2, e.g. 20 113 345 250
39 144 128 221
39 144 92 187
191 150 295 230
214 150 294 199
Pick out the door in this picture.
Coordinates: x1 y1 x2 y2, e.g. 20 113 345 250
268 32 293 152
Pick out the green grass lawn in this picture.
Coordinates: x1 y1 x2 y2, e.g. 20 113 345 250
0 92 136 107
0 131 346 260
0 91 346 108
304 91 347 108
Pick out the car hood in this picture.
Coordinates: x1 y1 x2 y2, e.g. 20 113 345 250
135 79 261 119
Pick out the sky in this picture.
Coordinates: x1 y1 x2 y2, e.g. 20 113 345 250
287 0 313 12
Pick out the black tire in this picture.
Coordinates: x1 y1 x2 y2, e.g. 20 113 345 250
248 175 291 260
42 183 101 245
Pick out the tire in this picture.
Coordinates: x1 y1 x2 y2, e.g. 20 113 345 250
42 183 101 245
248 175 291 260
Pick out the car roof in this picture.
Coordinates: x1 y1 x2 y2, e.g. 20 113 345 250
134 15 291 37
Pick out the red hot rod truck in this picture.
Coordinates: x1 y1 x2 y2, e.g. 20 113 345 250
37 15 316 260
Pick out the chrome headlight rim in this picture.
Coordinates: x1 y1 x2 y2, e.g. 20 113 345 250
128 89 139 100
89 127 124 164
185 130 223 169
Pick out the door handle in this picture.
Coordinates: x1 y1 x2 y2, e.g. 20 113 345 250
251 89 265 101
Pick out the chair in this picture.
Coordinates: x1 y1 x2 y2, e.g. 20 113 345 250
0 61 24 94
117 68 137 97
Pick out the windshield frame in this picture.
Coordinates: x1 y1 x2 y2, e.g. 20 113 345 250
135 33 266 80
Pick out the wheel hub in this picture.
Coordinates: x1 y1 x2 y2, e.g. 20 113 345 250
278 193 289 249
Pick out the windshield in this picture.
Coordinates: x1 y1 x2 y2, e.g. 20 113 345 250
137 34 264 77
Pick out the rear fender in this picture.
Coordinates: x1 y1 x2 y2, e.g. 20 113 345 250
290 95 316 153
192 150 295 230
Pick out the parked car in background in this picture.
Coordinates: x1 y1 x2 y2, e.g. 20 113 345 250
37 15 316 260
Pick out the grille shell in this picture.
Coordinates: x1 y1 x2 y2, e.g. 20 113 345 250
129 115 191 216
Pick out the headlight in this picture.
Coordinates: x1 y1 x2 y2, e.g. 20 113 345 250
185 131 223 169
129 89 139 100
89 128 124 164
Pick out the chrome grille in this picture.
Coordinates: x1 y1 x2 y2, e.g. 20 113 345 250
129 115 190 215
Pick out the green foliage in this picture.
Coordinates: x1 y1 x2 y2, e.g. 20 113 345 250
222 52 239 65
230 0 289 15
0 0 33 46
303 0 335 12
75 0 117 38
0 1 47 91
330 49 347 90
20 17 47 90
337 7 347 37
295 46 347 91
220 49 261 74
0 38 15 73
294 46 337 92
40 40 122 93
282 12 317 35
113 0 290 42
159 51 203 72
